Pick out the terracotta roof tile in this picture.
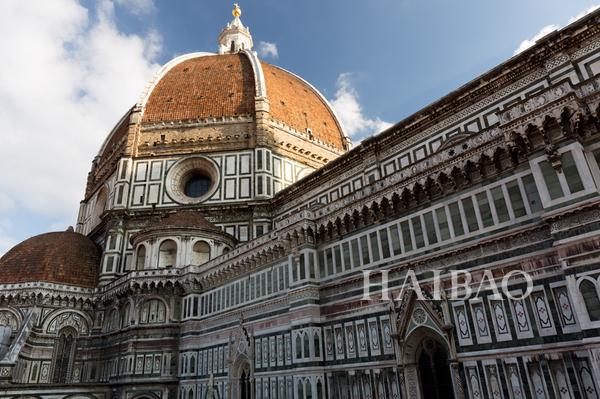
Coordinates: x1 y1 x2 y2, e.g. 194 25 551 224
140 53 346 150
261 62 345 149
142 54 255 123
0 232 100 288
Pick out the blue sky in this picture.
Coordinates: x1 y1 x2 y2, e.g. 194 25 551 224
0 0 598 255
107 0 600 127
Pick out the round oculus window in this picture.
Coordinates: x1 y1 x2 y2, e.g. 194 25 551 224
165 155 220 204
184 173 212 198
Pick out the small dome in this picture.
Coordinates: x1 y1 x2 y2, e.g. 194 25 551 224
0 232 100 288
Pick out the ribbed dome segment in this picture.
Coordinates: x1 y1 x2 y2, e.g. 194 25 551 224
142 53 256 123
0 232 100 288
261 61 345 149
140 53 347 150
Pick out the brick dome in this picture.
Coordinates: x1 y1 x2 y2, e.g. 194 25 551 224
140 52 347 150
0 232 100 288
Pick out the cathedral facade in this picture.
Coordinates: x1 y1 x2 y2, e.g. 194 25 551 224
2 5 600 399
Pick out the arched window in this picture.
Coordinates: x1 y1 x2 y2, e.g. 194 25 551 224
223 247 230 255
188 389 194 399
303 333 310 358
136 245 146 270
298 380 304 399
580 280 600 321
317 380 324 399
94 188 108 223
158 240 177 268
314 333 321 357
121 303 131 328
106 308 120 332
296 334 302 359
191 241 211 265
139 299 167 324
52 328 77 383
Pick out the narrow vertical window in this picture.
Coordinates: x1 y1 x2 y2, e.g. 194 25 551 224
411 217 425 248
360 236 370 264
435 208 451 241
423 212 438 244
326 248 334 275
318 251 326 277
539 161 564 200
448 202 465 236
491 187 510 223
389 224 402 255
562 152 585 194
369 232 381 261
580 280 600 321
506 181 527 217
351 239 361 267
334 246 343 273
521 174 543 213
401 221 413 251
342 242 352 270
461 197 479 232
379 229 391 258
475 192 494 228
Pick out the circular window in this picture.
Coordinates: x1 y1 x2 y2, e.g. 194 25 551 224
184 172 212 198
165 156 220 204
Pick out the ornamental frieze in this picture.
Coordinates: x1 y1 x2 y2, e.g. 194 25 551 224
550 207 600 234
499 81 576 125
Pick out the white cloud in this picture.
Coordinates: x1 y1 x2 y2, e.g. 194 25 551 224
514 24 559 55
569 4 600 23
514 4 599 55
0 0 161 250
0 219 16 257
114 0 155 15
257 41 279 59
329 73 392 141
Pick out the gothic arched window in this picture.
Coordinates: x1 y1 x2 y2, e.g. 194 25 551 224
296 334 302 359
303 333 310 358
580 280 600 321
139 299 167 324
314 333 321 358
52 327 77 383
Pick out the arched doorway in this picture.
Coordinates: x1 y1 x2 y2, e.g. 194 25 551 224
229 358 252 399
402 326 456 399
239 366 251 399
417 337 454 399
